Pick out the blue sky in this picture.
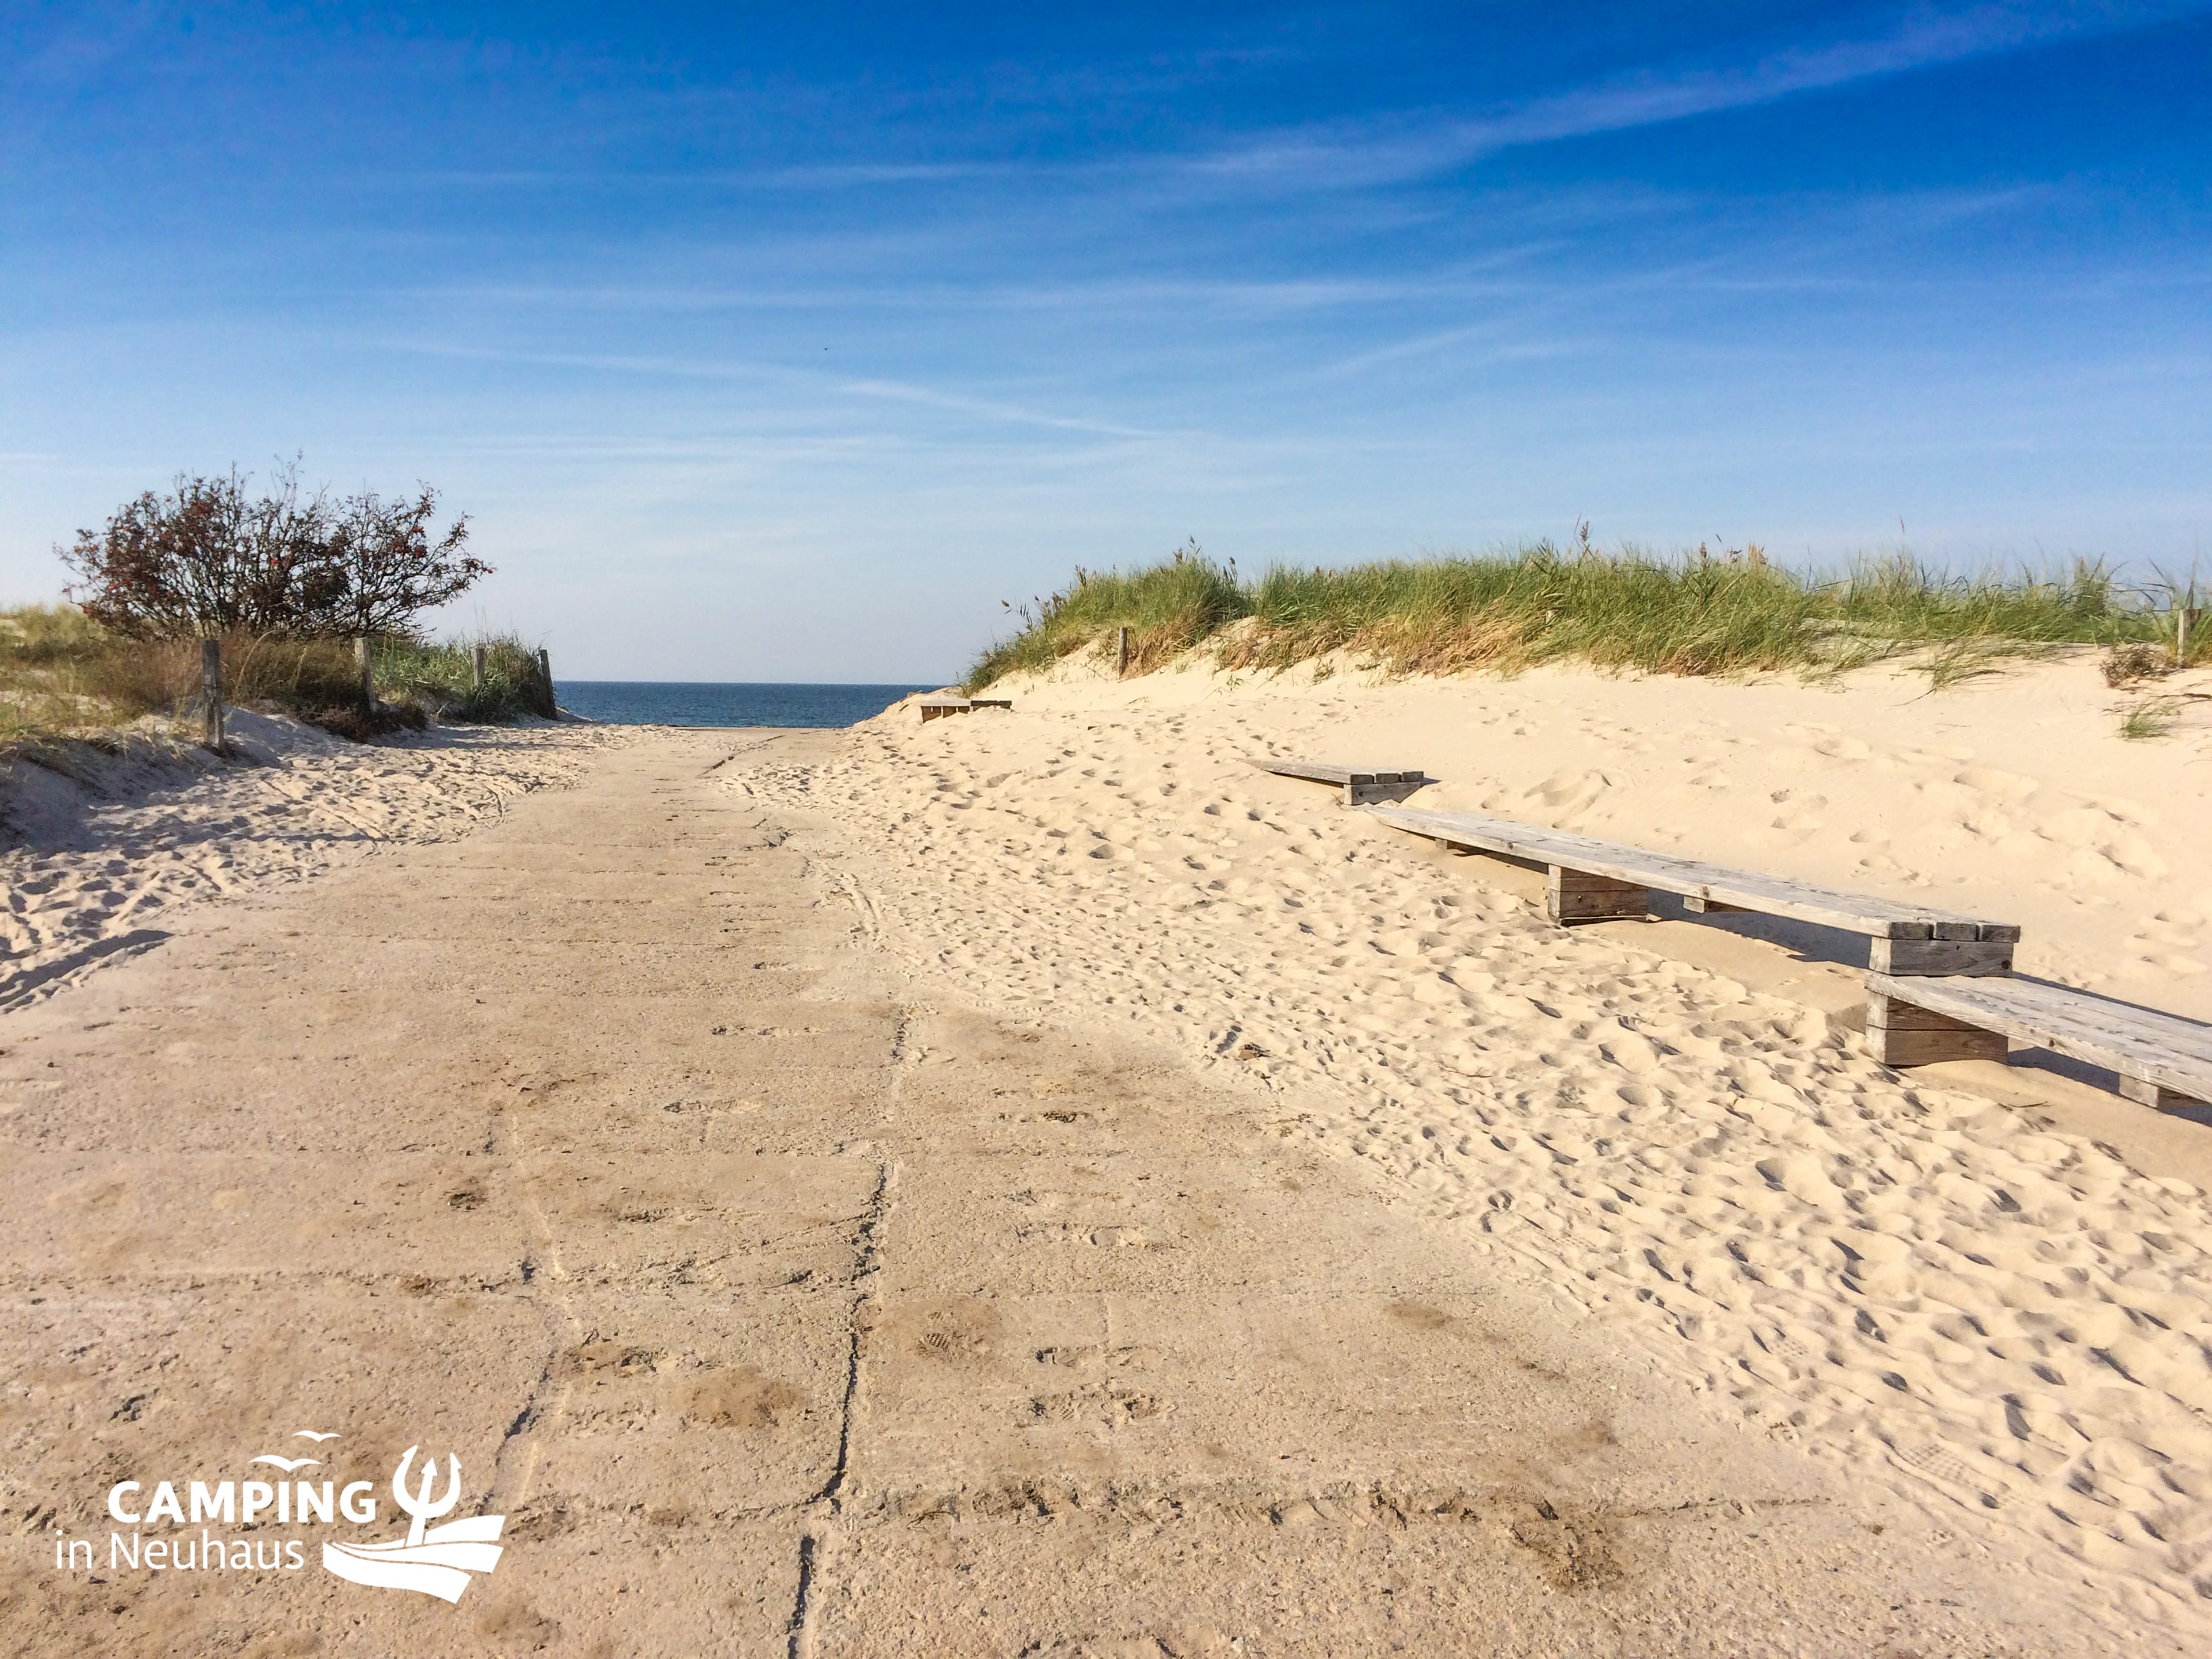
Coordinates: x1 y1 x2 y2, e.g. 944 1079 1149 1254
4 3 2208 680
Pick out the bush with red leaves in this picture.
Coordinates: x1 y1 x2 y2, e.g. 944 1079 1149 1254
59 461 489 640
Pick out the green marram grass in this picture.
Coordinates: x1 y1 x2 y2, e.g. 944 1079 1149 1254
371 637 555 723
2121 698 2183 741
966 544 1246 687
964 544 2199 693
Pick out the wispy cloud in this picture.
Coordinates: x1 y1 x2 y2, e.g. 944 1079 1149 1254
838 377 1166 439
380 5 2205 212
381 264 1563 318
1305 324 1603 383
369 339 801 386
367 337 1177 442
1189 3 2210 188
388 160 1028 191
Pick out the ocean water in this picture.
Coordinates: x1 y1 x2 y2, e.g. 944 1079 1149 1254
556 682 935 729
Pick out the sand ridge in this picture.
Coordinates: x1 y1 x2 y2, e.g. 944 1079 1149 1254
740 658 2212 1630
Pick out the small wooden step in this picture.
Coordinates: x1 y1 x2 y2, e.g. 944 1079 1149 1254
1254 759 1429 806
917 695 1010 722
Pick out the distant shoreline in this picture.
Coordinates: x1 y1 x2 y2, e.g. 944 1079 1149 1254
554 681 935 729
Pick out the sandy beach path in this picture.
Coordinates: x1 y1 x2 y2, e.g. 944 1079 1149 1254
1 729 2139 1654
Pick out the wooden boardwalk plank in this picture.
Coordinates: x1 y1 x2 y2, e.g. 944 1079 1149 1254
1868 972 2212 1105
1364 804 2018 943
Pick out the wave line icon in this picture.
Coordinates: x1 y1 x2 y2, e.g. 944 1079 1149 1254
320 1445 505 1603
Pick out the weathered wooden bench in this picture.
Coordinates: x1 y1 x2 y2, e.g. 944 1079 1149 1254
1364 804 2018 962
1361 804 2212 1111
1867 972 2212 1107
1254 760 1430 806
1362 804 2212 1103
918 695 1012 722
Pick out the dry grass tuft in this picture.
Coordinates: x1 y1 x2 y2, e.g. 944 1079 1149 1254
1 607 552 742
2102 642 2174 687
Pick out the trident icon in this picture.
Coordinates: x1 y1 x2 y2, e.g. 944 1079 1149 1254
390 1446 462 1547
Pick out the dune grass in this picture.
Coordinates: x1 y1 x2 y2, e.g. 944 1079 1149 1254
966 544 1247 687
2121 697 2184 741
0 605 552 741
964 544 2200 692
372 637 555 723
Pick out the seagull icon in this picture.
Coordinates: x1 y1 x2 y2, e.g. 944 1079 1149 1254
251 1454 321 1472
293 1430 340 1442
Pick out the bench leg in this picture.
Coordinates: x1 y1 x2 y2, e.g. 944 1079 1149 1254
2118 1075 2209 1112
1866 994 2009 1065
1547 867 1647 924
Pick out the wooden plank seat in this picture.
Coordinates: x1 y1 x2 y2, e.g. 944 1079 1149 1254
1361 805 2020 971
1254 759 1430 806
1361 804 2208 1113
1866 972 2212 1108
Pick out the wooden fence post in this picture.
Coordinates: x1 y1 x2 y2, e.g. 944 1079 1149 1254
537 648 554 716
471 642 486 689
200 638 224 750
354 636 373 712
1115 626 1130 678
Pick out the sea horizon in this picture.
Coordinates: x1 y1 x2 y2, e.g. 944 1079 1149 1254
553 680 938 729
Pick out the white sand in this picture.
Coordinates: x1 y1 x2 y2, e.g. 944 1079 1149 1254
745 651 2212 1629
0 709 618 1009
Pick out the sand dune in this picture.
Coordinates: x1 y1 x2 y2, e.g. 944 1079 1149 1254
742 652 2212 1630
0 710 619 1009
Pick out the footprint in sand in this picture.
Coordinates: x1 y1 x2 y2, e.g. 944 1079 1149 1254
1954 766 2041 802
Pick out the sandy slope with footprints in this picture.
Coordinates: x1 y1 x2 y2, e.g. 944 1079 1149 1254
742 653 2212 1635
0 710 621 1010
